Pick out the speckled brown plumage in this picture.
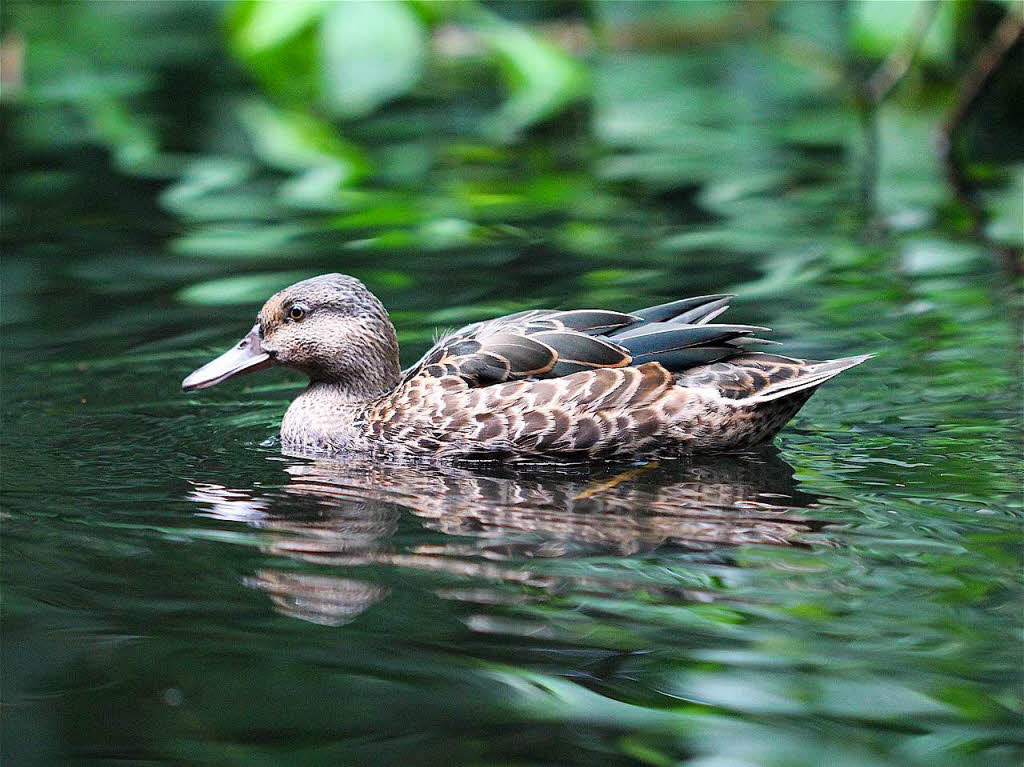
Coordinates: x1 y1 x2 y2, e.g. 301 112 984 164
182 273 871 458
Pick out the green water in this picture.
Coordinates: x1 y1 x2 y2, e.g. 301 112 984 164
2 3 1022 766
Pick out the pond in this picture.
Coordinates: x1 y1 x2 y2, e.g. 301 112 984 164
2 3 1021 766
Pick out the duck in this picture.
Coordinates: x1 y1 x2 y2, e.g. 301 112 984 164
182 273 870 458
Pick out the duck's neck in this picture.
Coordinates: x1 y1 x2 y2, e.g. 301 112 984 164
281 378 397 452
307 379 394 403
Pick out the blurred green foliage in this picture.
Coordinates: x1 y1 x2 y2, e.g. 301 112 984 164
224 0 587 139
4 0 1021 268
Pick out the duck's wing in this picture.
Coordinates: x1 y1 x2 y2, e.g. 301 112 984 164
402 296 769 389
400 308 635 386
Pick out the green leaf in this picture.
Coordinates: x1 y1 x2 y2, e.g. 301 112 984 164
319 0 426 119
236 99 369 184
177 272 315 305
226 0 325 55
225 0 321 105
476 19 589 142
850 0 955 66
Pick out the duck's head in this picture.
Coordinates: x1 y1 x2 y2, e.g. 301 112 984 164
182 273 400 397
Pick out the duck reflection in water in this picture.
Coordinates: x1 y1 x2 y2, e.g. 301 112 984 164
188 450 823 626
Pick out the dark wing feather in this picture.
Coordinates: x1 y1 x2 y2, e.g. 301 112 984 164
480 333 558 375
530 331 631 376
403 294 775 389
617 324 768 355
547 309 639 334
626 295 733 324
404 309 637 388
638 346 741 370
613 295 734 333
457 352 511 384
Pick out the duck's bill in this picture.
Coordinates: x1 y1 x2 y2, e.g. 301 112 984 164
182 324 275 392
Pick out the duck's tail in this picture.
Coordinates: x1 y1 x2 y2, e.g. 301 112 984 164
675 352 873 404
670 352 873 450
744 353 874 404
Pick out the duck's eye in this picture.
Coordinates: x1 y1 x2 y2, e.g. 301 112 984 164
288 306 306 322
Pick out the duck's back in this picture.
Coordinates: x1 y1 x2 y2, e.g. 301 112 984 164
341 297 870 458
